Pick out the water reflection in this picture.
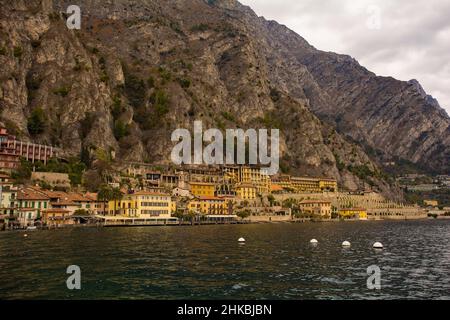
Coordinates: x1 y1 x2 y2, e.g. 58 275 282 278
0 220 449 300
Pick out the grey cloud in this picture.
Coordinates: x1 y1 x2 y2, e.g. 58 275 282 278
241 0 450 114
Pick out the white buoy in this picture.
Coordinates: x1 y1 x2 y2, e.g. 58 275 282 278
342 241 351 247
24 234 28 238
238 237 246 243
310 239 318 244
373 242 383 249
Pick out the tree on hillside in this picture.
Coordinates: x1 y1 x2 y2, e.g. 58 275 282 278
237 209 251 221
98 185 113 215
27 107 46 135
111 187 123 216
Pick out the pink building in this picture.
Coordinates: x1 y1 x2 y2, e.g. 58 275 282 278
0 128 57 171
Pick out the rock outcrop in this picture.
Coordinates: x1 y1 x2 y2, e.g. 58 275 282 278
1 0 448 199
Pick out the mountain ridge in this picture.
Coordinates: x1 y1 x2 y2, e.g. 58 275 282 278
0 0 448 199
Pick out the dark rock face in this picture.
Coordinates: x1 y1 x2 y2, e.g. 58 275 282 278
1 0 447 199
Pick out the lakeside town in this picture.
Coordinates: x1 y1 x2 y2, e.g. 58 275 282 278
1 126 449 231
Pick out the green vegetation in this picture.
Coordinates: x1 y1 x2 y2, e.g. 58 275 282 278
150 89 170 117
260 111 284 130
27 107 46 135
48 12 60 21
111 96 123 119
269 87 281 102
73 209 90 216
169 22 183 35
90 47 99 55
79 112 96 139
124 72 146 108
52 86 70 97
177 77 191 88
190 24 209 32
98 185 123 215
178 59 193 71
147 76 155 88
237 209 251 220
158 67 172 83
347 164 374 181
13 46 23 58
334 154 346 171
113 120 130 140
12 158 86 187
221 111 235 122
73 57 83 72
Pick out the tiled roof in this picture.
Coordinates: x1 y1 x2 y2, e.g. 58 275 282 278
132 191 170 196
17 188 49 200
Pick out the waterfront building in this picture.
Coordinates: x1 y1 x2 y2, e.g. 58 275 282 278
189 182 216 197
132 191 172 218
106 191 173 219
84 192 107 215
224 165 270 195
339 208 368 220
0 128 20 171
39 190 88 215
236 183 257 200
424 200 439 207
41 208 74 227
0 128 58 172
188 196 231 216
271 175 337 193
299 200 332 217
215 183 237 197
16 187 50 227
108 195 138 217
172 187 192 198
0 176 17 228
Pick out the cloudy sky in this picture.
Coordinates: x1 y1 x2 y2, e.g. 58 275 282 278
240 0 450 115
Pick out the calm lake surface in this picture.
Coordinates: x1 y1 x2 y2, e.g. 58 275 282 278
0 220 449 300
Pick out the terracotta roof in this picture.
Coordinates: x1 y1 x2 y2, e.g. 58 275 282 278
84 192 99 201
51 201 77 206
17 188 49 201
132 191 170 197
67 193 92 202
270 184 283 192
42 209 71 214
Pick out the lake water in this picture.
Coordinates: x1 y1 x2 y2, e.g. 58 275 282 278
0 220 449 300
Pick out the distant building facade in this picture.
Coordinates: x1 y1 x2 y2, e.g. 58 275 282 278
0 127 58 172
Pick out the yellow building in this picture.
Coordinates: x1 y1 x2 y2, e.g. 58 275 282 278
108 197 137 217
108 191 172 219
224 166 270 195
271 175 337 193
339 208 368 220
318 179 338 192
190 182 216 197
424 200 438 207
299 200 332 217
236 183 257 200
188 196 230 215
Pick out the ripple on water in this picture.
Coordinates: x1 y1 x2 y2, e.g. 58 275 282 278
0 220 449 299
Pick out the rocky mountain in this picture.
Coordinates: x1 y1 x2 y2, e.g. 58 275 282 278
0 0 448 198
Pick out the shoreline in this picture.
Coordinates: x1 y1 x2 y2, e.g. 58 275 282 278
1 216 444 233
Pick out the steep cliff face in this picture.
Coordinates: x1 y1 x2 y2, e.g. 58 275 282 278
1 0 446 199
257 18 450 174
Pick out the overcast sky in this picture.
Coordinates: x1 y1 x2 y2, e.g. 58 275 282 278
240 0 450 115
